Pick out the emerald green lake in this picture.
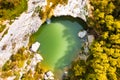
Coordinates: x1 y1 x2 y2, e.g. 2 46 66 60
32 17 85 73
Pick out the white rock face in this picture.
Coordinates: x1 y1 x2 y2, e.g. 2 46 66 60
54 0 88 21
27 0 47 13
30 53 43 71
0 0 44 67
0 0 89 71
78 30 87 38
0 0 89 79
30 42 40 52
35 53 43 61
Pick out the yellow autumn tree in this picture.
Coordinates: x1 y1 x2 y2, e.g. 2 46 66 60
68 0 120 80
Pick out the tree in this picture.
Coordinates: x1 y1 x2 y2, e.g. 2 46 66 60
68 0 120 79
0 0 27 20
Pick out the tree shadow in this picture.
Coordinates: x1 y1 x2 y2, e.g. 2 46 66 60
53 16 86 71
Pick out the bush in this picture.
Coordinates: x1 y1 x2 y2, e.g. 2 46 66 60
0 0 27 20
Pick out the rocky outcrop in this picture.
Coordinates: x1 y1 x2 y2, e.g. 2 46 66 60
0 0 90 79
54 0 88 21
78 30 87 38
0 0 44 67
0 0 89 68
30 42 40 52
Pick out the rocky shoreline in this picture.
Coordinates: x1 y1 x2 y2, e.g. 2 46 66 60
0 0 91 79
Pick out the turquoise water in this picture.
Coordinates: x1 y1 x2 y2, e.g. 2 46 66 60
32 17 85 73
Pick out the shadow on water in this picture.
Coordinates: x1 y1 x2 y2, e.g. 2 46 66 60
32 16 87 79
54 22 82 69
52 16 86 79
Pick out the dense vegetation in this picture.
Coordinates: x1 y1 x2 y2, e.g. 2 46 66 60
68 0 120 80
0 0 120 79
1 47 44 79
0 0 27 20
21 62 43 80
1 48 29 78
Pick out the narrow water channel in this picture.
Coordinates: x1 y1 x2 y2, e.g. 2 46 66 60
32 16 86 79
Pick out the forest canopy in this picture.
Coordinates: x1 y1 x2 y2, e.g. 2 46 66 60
0 0 27 20
68 0 120 80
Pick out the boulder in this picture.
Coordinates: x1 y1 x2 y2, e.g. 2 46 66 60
46 71 54 77
87 35 94 46
44 71 54 80
35 54 43 61
78 30 87 38
30 42 40 52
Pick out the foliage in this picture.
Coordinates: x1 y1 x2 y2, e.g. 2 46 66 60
21 70 35 80
68 60 87 80
1 47 30 79
1 70 13 78
14 71 20 80
68 0 120 79
21 62 44 80
0 24 6 33
1 46 44 79
0 0 27 20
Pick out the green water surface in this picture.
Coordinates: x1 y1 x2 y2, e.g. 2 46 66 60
33 17 85 72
